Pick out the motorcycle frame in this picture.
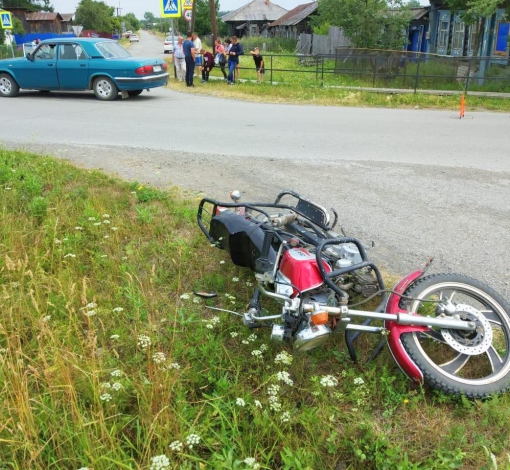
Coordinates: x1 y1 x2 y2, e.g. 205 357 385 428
197 194 477 384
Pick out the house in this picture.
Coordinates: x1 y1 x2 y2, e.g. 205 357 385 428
427 0 509 59
26 11 64 34
267 1 317 38
222 0 288 38
5 7 66 35
407 7 429 53
60 13 75 34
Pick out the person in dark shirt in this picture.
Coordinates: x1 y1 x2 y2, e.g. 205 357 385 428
200 48 214 83
182 32 196 87
227 36 244 85
250 47 264 83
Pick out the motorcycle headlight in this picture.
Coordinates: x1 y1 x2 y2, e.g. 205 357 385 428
293 324 331 351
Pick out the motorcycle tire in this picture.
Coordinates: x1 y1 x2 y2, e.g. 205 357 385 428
400 273 510 398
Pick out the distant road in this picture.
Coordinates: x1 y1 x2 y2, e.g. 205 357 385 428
1 30 510 294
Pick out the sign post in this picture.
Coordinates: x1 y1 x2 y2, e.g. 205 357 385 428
1 11 14 58
1 10 13 30
160 0 181 18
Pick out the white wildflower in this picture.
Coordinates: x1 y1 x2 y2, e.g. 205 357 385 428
247 334 257 342
103 235 110 239
276 371 294 386
354 377 365 386
219 260 225 264
185 433 200 449
254 400 262 409
112 307 124 313
84 310 96 317
153 352 167 364
232 277 239 282
251 350 262 357
242 340 249 345
180 293 190 300
150 454 170 470
84 303 97 309
102 214 110 218
75 226 83 230
169 440 183 452
320 375 339 387
41 315 51 322
244 457 260 469
103 220 111 225
100 382 111 389
64 253 76 258
110 334 120 340
54 238 62 244
230 332 239 338
111 227 118 231
259 344 268 352
269 400 282 412
137 334 151 350
193 296 201 304
110 369 122 378
99 393 112 402
274 351 293 366
168 362 180 370
88 217 96 221
267 384 280 396
246 281 253 287
280 411 291 423
236 397 246 407
206 324 214 330
111 382 122 391
211 316 220 325
93 222 102 226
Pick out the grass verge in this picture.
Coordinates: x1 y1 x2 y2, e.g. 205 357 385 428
1 147 510 470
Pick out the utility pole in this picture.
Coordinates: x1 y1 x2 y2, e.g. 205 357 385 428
191 0 196 33
209 0 217 54
115 1 122 17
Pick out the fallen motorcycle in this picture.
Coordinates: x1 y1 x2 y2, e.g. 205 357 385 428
197 190 510 398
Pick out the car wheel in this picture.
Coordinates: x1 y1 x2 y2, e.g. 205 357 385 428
128 90 143 97
93 76 118 101
0 73 20 97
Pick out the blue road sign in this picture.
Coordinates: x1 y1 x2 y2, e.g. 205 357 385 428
160 0 181 18
1 11 13 29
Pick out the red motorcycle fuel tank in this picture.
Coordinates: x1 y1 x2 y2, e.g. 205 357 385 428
279 248 331 297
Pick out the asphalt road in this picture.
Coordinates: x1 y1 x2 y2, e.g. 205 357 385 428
1 31 510 296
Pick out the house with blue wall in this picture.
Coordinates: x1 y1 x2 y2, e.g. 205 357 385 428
427 0 509 60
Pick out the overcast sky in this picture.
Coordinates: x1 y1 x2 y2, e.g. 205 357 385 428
49 0 429 18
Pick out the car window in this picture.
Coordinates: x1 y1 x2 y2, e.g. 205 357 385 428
95 41 131 59
34 44 56 60
58 44 88 60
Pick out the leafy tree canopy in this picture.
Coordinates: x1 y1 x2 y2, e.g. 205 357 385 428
0 0 53 11
312 0 412 49
444 0 509 22
122 12 140 32
75 0 115 32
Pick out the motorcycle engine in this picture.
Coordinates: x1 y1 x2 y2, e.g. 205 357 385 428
325 243 379 298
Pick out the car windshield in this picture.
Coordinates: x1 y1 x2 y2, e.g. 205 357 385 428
95 41 131 59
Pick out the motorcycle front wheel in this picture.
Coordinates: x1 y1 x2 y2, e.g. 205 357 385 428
400 273 510 398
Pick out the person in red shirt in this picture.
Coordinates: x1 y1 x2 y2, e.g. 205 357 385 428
201 48 215 83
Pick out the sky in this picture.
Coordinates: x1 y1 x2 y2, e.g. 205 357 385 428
49 0 429 18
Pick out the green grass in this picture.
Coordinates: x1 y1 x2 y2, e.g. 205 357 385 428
168 53 510 111
2 147 510 469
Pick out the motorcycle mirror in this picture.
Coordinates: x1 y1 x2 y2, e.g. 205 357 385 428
193 291 218 299
229 190 241 202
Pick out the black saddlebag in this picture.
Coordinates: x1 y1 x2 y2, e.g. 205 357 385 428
210 210 276 271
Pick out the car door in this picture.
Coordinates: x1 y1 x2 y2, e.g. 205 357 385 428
56 43 89 90
16 44 59 90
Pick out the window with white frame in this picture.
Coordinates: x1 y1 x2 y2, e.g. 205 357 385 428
452 21 465 49
438 20 449 48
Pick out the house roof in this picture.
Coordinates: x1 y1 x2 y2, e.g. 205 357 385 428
26 12 64 21
222 0 287 23
268 1 317 27
410 7 429 20
60 13 74 22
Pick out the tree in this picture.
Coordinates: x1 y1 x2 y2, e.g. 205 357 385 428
312 0 412 50
193 0 222 36
75 0 116 32
443 0 510 56
407 0 421 7
0 15 24 45
0 0 53 10
123 12 140 32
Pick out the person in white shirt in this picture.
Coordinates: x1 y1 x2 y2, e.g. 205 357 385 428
192 33 202 77
172 36 186 82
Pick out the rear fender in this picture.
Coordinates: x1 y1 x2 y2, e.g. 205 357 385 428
385 270 428 384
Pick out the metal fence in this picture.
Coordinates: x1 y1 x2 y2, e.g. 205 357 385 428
333 48 510 94
0 43 27 60
218 49 510 94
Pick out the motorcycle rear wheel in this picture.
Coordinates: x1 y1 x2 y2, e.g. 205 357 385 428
400 273 510 398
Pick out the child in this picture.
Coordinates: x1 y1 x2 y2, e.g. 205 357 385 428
250 47 264 83
201 48 215 83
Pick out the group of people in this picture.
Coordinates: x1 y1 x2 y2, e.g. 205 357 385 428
172 33 265 87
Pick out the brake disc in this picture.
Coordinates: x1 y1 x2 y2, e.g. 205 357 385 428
440 304 493 355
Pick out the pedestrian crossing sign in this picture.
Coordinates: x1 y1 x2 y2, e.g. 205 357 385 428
160 0 181 18
1 11 13 29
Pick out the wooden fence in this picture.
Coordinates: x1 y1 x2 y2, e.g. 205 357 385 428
297 26 351 55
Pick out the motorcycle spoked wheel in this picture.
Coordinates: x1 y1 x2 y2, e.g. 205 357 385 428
400 273 510 398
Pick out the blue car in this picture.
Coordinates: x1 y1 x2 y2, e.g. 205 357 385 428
0 38 169 101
